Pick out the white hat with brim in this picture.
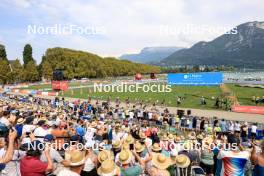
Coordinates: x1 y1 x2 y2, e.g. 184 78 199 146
97 159 120 176
152 153 171 170
98 150 113 163
66 150 86 166
175 154 191 168
118 150 133 165
151 143 162 152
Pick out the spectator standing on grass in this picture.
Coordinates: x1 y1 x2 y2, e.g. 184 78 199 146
241 122 248 142
228 120 234 133
251 123 258 140
220 119 227 135
234 121 241 135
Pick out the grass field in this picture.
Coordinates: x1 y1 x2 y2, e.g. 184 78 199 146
227 84 264 106
59 84 222 110
23 80 264 109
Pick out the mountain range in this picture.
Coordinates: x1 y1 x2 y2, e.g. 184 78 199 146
120 47 183 64
161 21 264 68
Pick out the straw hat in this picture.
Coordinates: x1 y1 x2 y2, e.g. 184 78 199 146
97 159 120 176
175 136 182 143
180 135 185 140
66 150 86 166
168 134 174 141
175 154 190 168
98 150 112 163
197 133 204 140
122 143 130 150
139 132 146 139
124 135 134 144
182 141 193 151
17 118 25 124
202 137 214 147
152 153 171 170
151 143 162 152
118 150 133 165
161 134 169 141
135 142 145 153
188 131 196 140
112 140 121 149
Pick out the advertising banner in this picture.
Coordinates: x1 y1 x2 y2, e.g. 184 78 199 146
168 72 223 86
232 105 264 115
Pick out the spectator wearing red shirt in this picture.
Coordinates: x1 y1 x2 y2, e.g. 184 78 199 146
20 140 53 176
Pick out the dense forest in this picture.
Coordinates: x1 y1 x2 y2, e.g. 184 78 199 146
0 44 160 85
40 47 160 80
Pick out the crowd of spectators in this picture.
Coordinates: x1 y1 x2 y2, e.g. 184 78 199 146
0 93 263 176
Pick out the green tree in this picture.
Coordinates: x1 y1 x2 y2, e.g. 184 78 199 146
41 61 53 80
23 60 39 82
10 59 24 83
0 60 11 85
23 44 33 65
0 44 7 61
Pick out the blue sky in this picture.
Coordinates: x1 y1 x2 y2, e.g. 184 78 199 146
0 0 263 63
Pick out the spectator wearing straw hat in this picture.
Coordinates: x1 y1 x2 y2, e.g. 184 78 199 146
81 145 99 176
174 154 191 175
149 153 171 176
118 150 144 176
135 142 152 172
97 159 120 176
15 117 25 138
200 137 214 176
57 150 86 176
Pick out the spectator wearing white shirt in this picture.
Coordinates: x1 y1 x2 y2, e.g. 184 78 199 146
251 123 258 140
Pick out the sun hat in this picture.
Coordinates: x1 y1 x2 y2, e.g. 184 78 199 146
188 131 196 140
122 143 130 150
124 135 134 144
168 134 174 141
152 153 171 170
202 136 214 147
197 133 204 140
98 150 112 163
180 135 185 140
67 150 86 166
161 134 169 141
112 140 121 149
135 142 145 153
175 154 191 168
118 150 133 165
151 143 162 152
182 141 193 151
139 132 147 139
175 136 182 143
17 118 25 124
97 159 120 176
